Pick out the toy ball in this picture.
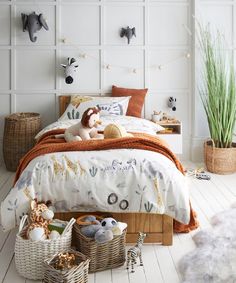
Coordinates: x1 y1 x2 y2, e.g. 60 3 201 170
41 209 54 220
95 229 113 244
101 217 118 230
49 230 60 240
28 227 47 241
80 223 101 238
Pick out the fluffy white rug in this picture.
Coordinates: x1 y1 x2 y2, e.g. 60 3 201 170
179 204 236 283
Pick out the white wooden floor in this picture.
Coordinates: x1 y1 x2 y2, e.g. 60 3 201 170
0 161 236 283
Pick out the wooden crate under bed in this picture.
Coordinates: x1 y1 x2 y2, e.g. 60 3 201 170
57 96 173 245
55 212 173 245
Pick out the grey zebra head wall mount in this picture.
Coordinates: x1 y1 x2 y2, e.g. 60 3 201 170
168 97 177 111
21 12 49 42
120 26 136 44
61 57 79 84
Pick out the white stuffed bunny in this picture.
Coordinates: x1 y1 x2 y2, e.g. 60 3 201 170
64 107 104 142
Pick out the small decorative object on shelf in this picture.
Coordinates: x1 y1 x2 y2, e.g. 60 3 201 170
21 12 49 42
73 214 127 272
120 26 136 44
151 110 162 122
3 112 41 171
126 232 147 273
43 249 90 283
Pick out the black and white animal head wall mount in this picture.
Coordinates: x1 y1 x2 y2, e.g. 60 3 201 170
61 57 79 84
168 97 177 111
120 26 136 44
21 12 49 42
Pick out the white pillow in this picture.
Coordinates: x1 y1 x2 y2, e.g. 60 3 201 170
59 95 131 121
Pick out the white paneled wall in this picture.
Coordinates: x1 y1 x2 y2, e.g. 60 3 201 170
0 0 192 162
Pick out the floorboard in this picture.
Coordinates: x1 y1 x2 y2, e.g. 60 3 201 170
0 163 235 283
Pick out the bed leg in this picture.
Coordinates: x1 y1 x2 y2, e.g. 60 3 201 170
162 215 173 246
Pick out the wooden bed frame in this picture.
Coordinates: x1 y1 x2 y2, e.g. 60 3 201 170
57 95 173 245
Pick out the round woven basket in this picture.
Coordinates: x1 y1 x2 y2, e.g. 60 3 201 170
3 112 41 171
204 140 236 174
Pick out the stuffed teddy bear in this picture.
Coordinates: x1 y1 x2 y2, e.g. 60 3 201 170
26 199 60 241
79 216 127 244
104 124 133 139
64 107 104 142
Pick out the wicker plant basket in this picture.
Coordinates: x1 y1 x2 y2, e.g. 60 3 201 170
3 112 41 171
43 249 90 283
73 222 126 273
204 140 236 174
15 215 75 280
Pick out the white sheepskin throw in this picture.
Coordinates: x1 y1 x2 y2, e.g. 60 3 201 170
179 204 236 283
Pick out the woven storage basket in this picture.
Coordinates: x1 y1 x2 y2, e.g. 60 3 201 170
15 215 75 280
3 112 41 171
204 140 236 174
43 249 90 283
73 222 126 273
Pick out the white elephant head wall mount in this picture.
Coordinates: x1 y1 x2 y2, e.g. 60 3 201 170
21 12 49 43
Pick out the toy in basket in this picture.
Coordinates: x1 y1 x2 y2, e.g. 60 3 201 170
43 249 90 283
74 215 127 272
15 206 75 280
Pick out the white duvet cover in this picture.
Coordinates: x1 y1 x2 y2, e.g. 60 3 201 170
0 116 190 231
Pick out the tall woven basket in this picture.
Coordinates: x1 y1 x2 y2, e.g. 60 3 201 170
204 140 236 174
3 112 41 171
15 216 75 280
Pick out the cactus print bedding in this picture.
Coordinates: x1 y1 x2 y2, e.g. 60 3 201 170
1 116 189 231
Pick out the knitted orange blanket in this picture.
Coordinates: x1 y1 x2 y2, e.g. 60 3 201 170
14 129 198 233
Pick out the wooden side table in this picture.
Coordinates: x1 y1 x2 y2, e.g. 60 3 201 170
155 121 182 154
3 113 41 171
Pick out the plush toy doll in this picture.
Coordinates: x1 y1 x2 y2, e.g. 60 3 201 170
26 200 60 241
80 216 127 244
64 107 104 142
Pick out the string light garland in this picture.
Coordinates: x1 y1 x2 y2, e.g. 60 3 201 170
60 25 192 74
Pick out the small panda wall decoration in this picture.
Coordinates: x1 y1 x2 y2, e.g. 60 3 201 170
168 97 177 111
120 26 136 44
61 57 79 84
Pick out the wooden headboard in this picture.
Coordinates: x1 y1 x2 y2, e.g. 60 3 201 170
59 96 71 116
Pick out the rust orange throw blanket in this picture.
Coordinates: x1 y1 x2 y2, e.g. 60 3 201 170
14 129 198 233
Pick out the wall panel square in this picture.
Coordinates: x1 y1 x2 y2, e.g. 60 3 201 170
103 49 144 91
16 94 56 127
149 4 189 46
15 5 56 45
104 5 144 45
0 50 10 90
149 50 189 90
59 50 100 91
0 94 10 138
198 4 233 46
0 5 11 45
16 50 55 90
60 5 100 45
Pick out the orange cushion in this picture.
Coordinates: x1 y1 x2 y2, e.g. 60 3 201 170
112 85 148 118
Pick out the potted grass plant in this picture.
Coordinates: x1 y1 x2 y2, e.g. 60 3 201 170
198 25 236 174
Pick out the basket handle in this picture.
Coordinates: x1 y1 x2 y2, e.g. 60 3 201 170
18 215 28 233
61 218 75 237
205 139 215 172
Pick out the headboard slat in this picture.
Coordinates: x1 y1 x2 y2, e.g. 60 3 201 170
59 96 71 116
